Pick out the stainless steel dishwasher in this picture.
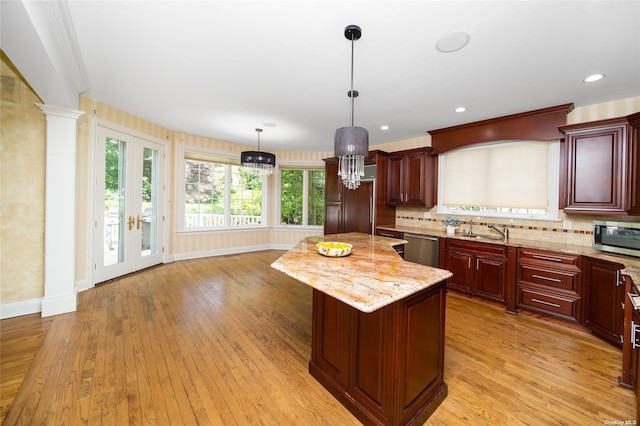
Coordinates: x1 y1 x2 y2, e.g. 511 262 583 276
403 233 440 267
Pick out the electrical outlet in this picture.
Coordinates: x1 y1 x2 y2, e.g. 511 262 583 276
563 220 573 230
423 212 431 219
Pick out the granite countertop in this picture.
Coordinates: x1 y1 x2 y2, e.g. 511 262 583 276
270 232 453 313
377 224 640 289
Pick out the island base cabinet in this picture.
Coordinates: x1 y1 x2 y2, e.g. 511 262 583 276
310 283 447 426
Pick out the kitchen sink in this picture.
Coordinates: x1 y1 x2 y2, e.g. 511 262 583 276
460 233 505 241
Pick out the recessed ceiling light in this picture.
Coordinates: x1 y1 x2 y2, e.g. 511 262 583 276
381 125 389 130
262 122 277 127
455 107 466 113
584 74 604 83
435 32 470 53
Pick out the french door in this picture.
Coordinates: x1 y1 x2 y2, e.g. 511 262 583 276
93 125 166 284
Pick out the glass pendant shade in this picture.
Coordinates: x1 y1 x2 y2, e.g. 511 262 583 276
335 126 369 190
334 24 368 190
241 129 275 175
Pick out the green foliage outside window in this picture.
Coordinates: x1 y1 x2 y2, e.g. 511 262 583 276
280 169 324 226
184 159 263 227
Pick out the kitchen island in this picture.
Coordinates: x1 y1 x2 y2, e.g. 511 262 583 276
271 232 453 426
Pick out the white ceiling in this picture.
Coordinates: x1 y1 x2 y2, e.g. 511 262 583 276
65 1 640 152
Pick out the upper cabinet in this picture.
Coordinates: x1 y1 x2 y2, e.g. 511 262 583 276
386 147 437 207
560 112 640 215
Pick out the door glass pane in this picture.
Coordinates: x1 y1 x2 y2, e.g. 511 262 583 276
141 147 158 257
104 137 126 266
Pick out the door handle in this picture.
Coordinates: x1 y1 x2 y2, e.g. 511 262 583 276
137 215 142 230
128 215 135 231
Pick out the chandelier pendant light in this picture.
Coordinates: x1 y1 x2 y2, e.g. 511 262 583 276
241 128 276 175
334 24 369 190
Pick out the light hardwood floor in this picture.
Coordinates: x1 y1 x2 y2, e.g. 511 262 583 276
1 250 636 425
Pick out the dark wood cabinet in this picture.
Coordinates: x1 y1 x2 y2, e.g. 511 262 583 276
621 275 638 388
324 152 395 235
386 147 437 207
310 283 447 425
583 257 625 347
620 274 640 421
516 248 582 322
376 229 405 258
559 112 640 215
444 239 515 311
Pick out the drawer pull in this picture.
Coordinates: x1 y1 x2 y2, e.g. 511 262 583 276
532 274 562 283
531 298 561 308
532 255 563 262
632 321 640 349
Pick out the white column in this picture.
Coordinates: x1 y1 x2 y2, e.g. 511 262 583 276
36 103 84 317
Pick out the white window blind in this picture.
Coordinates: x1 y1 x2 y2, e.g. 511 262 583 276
442 141 550 209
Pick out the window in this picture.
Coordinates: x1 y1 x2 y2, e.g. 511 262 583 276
280 168 325 227
184 158 264 229
438 140 559 220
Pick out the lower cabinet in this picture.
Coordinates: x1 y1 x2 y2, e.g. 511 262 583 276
310 284 447 426
376 229 405 258
620 274 640 421
583 257 626 348
516 248 582 322
444 239 516 312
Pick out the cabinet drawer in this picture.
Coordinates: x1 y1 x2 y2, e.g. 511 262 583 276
519 248 580 267
376 229 403 239
519 264 578 292
519 288 577 318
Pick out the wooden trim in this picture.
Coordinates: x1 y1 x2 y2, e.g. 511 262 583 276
429 103 574 153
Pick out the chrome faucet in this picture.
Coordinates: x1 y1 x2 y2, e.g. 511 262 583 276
461 219 474 236
488 224 508 242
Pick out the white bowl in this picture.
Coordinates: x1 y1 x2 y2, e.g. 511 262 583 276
316 242 353 257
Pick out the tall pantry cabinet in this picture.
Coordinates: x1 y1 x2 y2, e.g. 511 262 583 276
324 151 395 235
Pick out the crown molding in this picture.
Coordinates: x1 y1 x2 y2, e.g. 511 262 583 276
23 0 89 94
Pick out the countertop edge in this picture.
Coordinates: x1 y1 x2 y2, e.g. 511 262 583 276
271 233 452 313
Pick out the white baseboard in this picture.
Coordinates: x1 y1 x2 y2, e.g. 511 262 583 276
41 293 77 317
172 244 274 261
76 278 91 293
0 298 43 319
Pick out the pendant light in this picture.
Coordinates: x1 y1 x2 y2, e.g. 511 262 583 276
241 128 276 175
334 24 369 190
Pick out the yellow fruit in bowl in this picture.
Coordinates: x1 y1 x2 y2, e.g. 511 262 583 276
316 242 353 257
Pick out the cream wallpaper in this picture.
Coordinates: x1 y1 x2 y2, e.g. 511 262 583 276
1 55 46 304
1 50 639 314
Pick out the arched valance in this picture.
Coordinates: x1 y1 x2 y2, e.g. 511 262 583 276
428 103 574 153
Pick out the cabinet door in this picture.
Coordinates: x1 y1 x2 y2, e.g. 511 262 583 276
475 255 506 302
310 290 353 388
324 159 341 203
445 250 474 294
564 123 627 213
342 180 373 234
583 258 624 347
324 202 342 235
350 306 395 424
386 154 403 205
403 150 427 206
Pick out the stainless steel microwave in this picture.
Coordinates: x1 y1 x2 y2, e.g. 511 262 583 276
593 221 640 258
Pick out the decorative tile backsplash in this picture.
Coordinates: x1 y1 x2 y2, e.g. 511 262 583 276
393 207 638 247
